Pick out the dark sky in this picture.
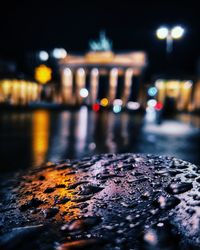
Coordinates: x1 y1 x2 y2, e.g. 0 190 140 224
0 0 199 76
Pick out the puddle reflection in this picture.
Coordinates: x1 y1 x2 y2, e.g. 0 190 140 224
0 109 200 173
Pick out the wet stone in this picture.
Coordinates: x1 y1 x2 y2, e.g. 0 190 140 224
1 154 200 250
0 225 44 250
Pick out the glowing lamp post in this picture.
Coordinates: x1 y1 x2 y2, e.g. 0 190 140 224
156 26 185 54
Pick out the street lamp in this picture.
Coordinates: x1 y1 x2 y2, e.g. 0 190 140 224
156 25 185 53
39 51 49 61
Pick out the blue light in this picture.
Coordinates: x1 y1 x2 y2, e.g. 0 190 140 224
148 87 158 97
113 105 122 113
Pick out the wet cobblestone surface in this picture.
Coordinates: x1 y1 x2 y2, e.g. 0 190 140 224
1 154 200 249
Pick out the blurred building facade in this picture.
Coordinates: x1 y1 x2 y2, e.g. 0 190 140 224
154 79 200 112
0 79 41 105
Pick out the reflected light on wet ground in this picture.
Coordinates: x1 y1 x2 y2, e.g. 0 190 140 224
0 108 200 173
32 110 50 166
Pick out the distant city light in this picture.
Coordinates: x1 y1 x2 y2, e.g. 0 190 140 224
147 99 157 108
92 103 100 112
154 102 163 111
34 64 52 84
79 88 89 98
171 26 185 39
148 87 158 97
91 68 99 76
100 98 109 107
156 25 185 53
77 68 85 76
156 27 169 39
126 101 140 110
113 105 122 113
64 68 72 76
52 48 67 59
145 107 156 122
39 51 49 61
184 80 192 89
155 80 165 89
113 99 123 106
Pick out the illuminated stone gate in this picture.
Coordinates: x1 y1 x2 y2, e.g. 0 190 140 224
59 50 147 107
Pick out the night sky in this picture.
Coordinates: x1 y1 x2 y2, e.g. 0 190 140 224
0 0 199 77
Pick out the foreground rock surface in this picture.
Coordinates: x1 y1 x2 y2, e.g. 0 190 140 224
0 153 200 249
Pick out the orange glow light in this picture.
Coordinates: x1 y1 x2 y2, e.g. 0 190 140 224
35 64 52 84
100 98 109 107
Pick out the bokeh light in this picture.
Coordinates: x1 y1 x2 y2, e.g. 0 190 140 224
34 64 52 84
100 98 109 107
52 48 67 59
154 102 163 111
113 105 122 113
79 88 89 98
156 27 169 39
92 103 100 112
171 26 185 39
147 99 157 108
148 87 158 97
113 99 123 106
126 101 140 110
39 51 49 61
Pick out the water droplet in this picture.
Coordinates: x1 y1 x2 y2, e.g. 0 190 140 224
166 182 193 194
141 191 150 199
143 229 158 246
43 207 59 218
196 177 200 183
67 181 89 190
185 173 197 179
20 198 43 211
55 184 66 188
54 196 70 205
154 195 180 209
186 208 195 215
78 184 104 195
38 175 45 181
71 195 93 203
44 187 55 193
61 216 101 232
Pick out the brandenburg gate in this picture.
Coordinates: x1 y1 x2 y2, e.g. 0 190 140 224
59 33 147 107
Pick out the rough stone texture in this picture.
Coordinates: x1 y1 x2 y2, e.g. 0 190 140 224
0 153 200 249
